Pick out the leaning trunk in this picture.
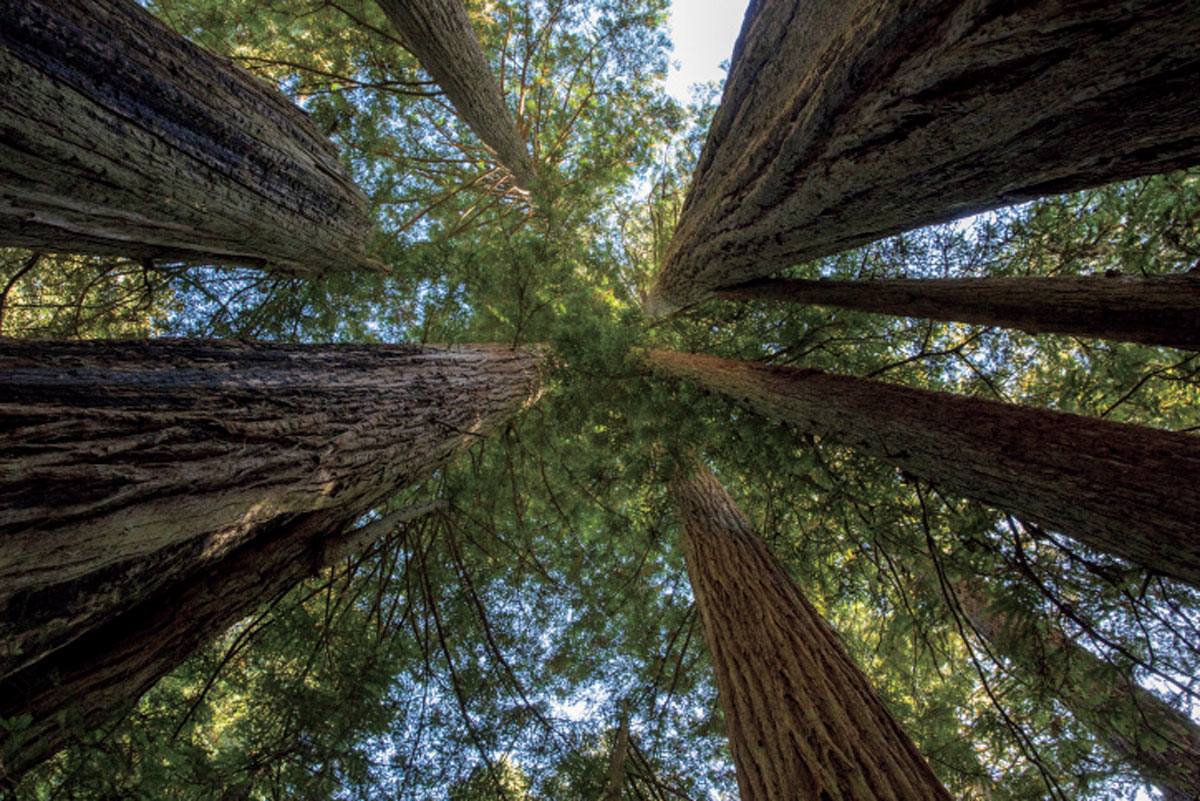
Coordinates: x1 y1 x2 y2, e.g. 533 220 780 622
375 0 536 190
670 462 950 800
0 339 541 681
956 585 1200 801
646 0 1200 314
0 0 379 275
0 501 441 784
717 274 1200 351
647 350 1200 588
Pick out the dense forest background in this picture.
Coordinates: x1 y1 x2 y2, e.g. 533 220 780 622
2 0 1199 798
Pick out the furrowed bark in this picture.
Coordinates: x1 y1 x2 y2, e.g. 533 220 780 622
602 713 630 801
647 350 1200 587
956 584 1200 801
0 0 381 275
375 0 536 190
716 274 1200 350
0 339 540 682
0 499 443 784
646 0 1200 314
670 462 951 801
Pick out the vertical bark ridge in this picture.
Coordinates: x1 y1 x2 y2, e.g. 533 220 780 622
0 340 541 680
646 0 1200 314
375 0 536 190
646 349 1200 588
0 0 380 274
716 274 1200 351
670 462 951 801
956 584 1200 801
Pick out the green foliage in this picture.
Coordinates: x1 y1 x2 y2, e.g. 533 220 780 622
10 2 1200 799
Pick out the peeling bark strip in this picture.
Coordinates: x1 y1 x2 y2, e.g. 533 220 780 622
646 0 1200 314
0 0 380 274
376 0 536 190
717 274 1200 350
0 340 541 681
956 584 1200 801
0 499 443 784
670 464 951 801
647 350 1200 588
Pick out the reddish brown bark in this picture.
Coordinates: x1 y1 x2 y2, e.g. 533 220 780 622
0 0 380 275
375 0 536 190
647 350 1200 588
717 274 1200 350
646 0 1200 314
0 340 540 684
670 463 951 801
0 500 442 785
956 585 1200 801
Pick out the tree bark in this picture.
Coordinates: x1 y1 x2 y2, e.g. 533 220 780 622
956 584 1200 801
0 499 443 785
0 339 541 683
375 0 536 190
601 713 630 801
669 462 951 801
646 349 1200 588
716 274 1200 351
0 0 381 275
645 0 1200 315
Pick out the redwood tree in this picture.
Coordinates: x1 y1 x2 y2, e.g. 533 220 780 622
716 274 1200 351
0 0 380 275
646 0 1200 314
0 339 541 686
0 500 441 784
647 349 1200 588
669 461 951 800
955 583 1200 801
375 0 536 190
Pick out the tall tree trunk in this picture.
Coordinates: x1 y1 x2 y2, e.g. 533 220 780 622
0 0 380 275
645 0 1200 315
375 0 536 190
646 350 1200 588
0 499 442 785
0 339 541 682
717 274 1200 351
669 462 951 801
955 584 1200 801
602 712 630 801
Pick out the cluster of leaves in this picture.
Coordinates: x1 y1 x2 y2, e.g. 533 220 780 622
9 0 1200 798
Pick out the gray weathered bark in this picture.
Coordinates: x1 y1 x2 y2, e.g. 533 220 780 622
670 462 951 801
956 584 1200 801
647 350 1200 588
717 274 1200 350
646 0 1200 314
0 499 443 785
0 339 541 684
376 0 536 190
0 0 380 275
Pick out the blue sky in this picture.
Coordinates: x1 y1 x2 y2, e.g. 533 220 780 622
664 0 746 101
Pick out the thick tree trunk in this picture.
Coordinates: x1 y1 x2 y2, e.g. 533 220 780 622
0 499 442 785
956 585 1200 801
0 0 380 275
602 713 630 801
669 463 951 801
0 339 541 682
717 274 1200 351
646 0 1200 315
375 0 536 190
646 350 1200 588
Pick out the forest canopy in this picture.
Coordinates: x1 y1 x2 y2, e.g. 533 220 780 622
1 0 1199 799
